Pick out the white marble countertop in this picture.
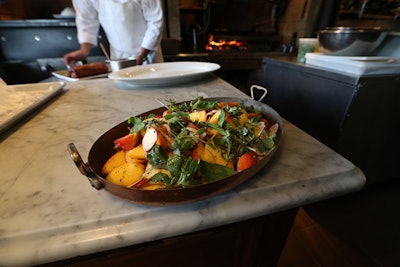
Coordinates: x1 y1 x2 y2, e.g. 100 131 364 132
0 75 365 266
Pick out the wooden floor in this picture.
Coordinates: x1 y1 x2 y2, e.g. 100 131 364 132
277 178 400 267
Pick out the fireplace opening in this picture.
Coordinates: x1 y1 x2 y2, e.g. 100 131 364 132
178 0 286 53
205 34 248 51
164 0 288 94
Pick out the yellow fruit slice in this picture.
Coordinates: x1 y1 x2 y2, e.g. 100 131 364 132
127 144 147 160
106 162 145 187
101 150 126 175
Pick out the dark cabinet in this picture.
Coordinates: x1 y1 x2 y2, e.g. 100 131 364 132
36 208 297 267
259 56 400 185
0 20 108 84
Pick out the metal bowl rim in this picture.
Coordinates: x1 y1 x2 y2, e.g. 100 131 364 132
319 27 383 34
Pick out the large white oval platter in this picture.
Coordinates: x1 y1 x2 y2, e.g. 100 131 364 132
108 61 221 87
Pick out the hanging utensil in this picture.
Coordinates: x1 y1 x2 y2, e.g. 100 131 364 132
301 0 308 19
100 42 111 61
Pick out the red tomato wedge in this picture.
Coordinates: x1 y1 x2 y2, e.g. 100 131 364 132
237 152 258 172
114 133 138 151
218 101 239 108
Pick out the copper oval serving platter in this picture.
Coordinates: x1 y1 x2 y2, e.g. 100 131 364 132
68 97 283 206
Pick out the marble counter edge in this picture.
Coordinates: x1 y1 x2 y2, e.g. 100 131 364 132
0 166 365 267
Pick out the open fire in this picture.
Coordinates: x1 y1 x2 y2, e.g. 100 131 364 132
205 34 248 51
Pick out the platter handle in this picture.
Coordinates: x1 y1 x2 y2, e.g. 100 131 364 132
67 143 104 190
250 85 268 102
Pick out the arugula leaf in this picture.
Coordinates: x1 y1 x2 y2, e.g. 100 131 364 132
151 173 171 186
146 145 168 166
199 161 236 183
167 97 217 113
166 154 184 177
177 157 199 186
165 155 199 187
163 111 189 131
173 135 197 153
191 98 217 111
249 114 262 123
218 110 225 127
250 131 277 155
226 105 242 117
128 116 145 133
167 99 191 112
164 111 190 121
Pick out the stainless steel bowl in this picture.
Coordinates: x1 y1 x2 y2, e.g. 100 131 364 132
106 58 136 72
318 27 387 56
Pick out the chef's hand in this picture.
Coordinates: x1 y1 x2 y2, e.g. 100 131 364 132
135 48 150 65
64 43 92 66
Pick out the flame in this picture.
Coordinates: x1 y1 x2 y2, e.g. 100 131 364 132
205 34 248 51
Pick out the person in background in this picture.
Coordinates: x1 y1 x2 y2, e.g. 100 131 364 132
64 0 164 66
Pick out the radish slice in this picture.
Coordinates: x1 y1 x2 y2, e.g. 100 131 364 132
142 127 158 152
268 123 279 135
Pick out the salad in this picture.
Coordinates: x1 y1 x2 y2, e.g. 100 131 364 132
101 97 279 190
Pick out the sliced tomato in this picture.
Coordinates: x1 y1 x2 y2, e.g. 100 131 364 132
162 110 172 118
218 101 239 108
114 133 138 151
237 151 258 172
247 113 261 119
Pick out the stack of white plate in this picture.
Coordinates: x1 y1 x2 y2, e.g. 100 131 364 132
305 53 400 76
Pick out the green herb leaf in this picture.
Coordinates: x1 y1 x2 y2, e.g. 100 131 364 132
199 161 236 183
128 116 145 133
177 157 199 186
166 154 184 177
191 98 217 111
218 110 225 127
146 145 168 166
151 173 171 185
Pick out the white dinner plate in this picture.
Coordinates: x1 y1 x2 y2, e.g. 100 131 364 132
52 70 109 82
305 53 400 75
0 82 65 134
108 61 221 87
53 14 75 19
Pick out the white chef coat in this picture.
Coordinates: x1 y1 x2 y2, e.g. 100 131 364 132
73 0 164 63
